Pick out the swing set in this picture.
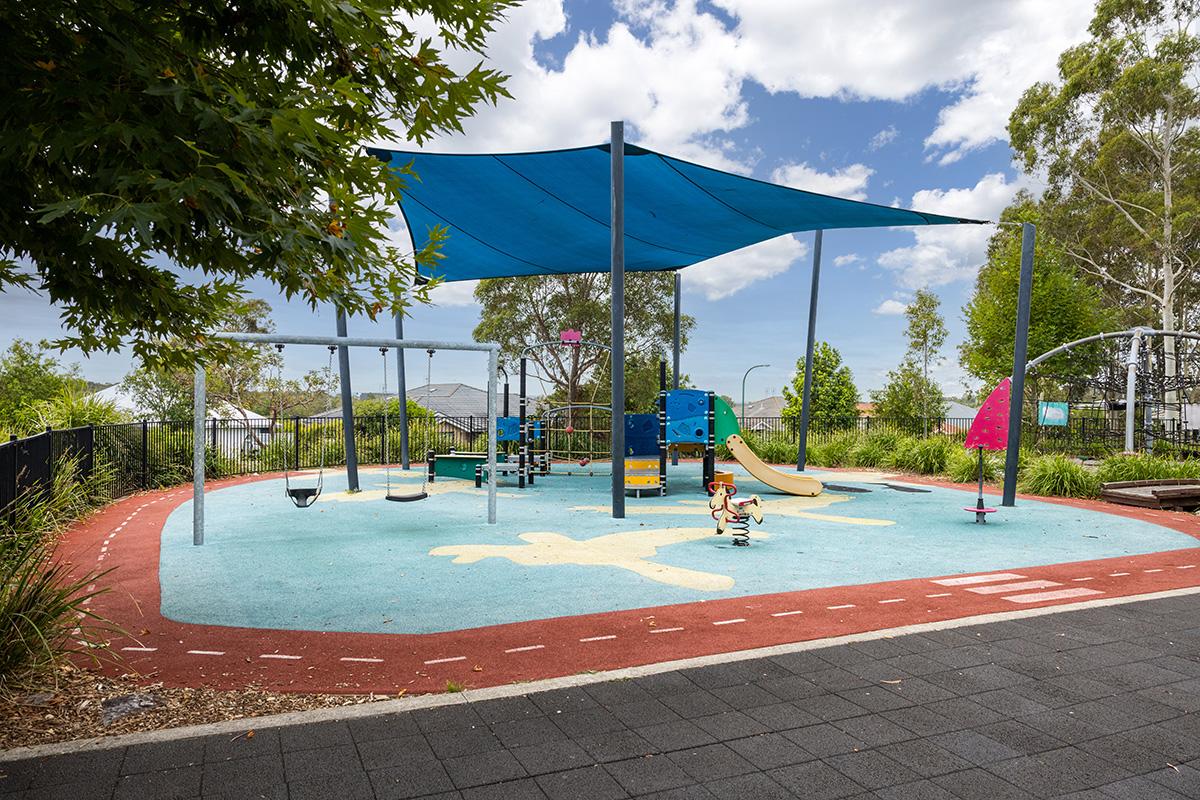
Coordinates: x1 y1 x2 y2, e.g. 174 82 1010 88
190 331 501 545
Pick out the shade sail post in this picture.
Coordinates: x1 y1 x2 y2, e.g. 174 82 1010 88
336 310 360 492
1001 222 1035 506
672 271 682 465
394 312 409 470
611 121 626 519
192 364 205 545
797 230 823 471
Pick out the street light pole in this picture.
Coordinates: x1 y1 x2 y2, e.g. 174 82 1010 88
740 364 770 425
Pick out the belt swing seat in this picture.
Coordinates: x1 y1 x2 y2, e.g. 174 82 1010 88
380 346 429 503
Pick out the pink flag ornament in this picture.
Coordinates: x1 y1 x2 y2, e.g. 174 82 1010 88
964 378 1011 451
560 329 582 346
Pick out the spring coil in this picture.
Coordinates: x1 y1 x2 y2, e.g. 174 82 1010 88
727 513 751 546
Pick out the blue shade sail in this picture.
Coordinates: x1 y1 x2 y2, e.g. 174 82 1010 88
368 143 986 282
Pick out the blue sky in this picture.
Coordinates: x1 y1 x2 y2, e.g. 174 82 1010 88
0 0 1096 404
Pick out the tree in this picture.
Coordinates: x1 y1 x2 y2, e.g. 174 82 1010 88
960 196 1110 390
0 340 82 433
123 299 338 430
472 273 695 412
1009 0 1200 411
1 1 515 367
870 358 946 420
903 289 948 427
781 342 859 424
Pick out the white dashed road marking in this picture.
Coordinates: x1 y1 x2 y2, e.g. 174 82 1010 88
580 635 617 642
713 618 745 626
878 598 906 604
1003 588 1103 604
967 580 1061 595
649 627 685 634
771 610 804 617
827 604 856 610
187 650 225 656
925 593 952 598
340 657 384 663
932 573 1026 586
424 656 466 665
259 653 301 660
121 647 157 652
505 645 545 653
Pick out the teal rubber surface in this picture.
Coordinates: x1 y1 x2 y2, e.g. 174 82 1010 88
159 465 1197 634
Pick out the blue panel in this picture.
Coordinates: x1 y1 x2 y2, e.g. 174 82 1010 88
665 390 710 444
624 414 659 456
496 416 520 442
366 145 983 283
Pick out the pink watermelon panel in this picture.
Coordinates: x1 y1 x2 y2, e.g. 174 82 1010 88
965 377 1011 451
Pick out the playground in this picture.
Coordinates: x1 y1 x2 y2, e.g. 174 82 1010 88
65 453 1200 695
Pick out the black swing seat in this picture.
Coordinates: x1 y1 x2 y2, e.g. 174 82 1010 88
287 487 322 508
386 491 428 503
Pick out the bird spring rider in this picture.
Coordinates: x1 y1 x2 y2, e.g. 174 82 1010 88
708 481 763 546
962 377 1011 523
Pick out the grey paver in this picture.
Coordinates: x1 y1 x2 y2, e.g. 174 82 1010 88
11 593 1200 800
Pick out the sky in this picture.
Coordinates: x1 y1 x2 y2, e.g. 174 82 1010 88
0 0 1096 406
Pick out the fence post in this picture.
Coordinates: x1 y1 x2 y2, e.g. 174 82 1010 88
140 420 149 488
293 417 301 470
45 426 52 486
6 434 15 528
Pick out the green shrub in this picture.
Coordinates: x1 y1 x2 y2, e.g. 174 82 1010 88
946 447 1001 483
884 436 919 472
1097 453 1177 484
1019 454 1099 498
0 534 111 685
820 433 858 468
849 431 899 468
885 436 953 474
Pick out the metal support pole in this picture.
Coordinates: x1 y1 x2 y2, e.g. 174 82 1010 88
796 229 823 471
611 120 626 519
487 349 498 524
140 420 148 488
192 365 206 545
1001 222 1036 506
394 312 410 469
672 271 682 466
1125 331 1143 452
335 310 360 491
519 357 527 489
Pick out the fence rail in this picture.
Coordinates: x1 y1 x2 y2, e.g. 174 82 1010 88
5 412 1200 518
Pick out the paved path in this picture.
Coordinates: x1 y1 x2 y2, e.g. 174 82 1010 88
4 592 1200 799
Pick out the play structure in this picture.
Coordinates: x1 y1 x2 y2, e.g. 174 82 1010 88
449 332 826 499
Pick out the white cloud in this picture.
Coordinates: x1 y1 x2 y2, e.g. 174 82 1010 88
683 235 808 300
868 125 898 151
770 163 873 200
877 173 1022 288
428 279 480 307
872 299 907 316
833 253 862 268
710 0 1091 162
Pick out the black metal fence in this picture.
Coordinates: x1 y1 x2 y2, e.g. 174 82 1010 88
7 412 1199 519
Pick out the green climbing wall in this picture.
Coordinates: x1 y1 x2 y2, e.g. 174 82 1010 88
713 395 740 443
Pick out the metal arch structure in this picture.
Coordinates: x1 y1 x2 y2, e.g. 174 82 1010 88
191 332 502 545
1018 328 1200 455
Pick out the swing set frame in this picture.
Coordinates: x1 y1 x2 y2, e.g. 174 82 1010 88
190 331 501 545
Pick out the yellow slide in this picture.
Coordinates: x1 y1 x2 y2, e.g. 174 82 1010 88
724 434 824 497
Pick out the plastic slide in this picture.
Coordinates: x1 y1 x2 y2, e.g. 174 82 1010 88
724 434 824 497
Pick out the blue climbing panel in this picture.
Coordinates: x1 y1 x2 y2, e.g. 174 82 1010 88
496 417 541 441
665 390 710 444
624 414 659 456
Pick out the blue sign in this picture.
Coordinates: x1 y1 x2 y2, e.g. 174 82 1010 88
1038 402 1069 427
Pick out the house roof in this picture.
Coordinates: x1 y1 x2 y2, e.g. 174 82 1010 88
90 384 266 423
735 396 786 417
316 383 526 420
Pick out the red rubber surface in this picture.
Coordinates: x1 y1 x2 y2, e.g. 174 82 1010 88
58 472 1200 695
